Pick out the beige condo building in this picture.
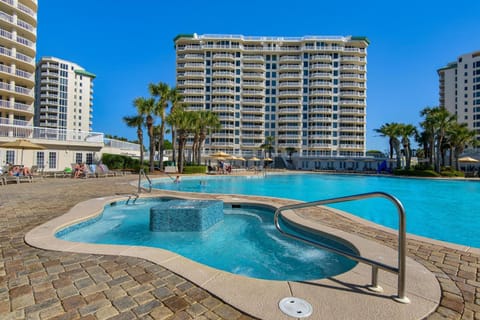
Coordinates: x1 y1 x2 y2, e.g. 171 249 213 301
174 33 369 164
438 50 480 146
0 0 37 128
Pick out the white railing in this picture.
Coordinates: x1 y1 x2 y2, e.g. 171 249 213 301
104 138 140 151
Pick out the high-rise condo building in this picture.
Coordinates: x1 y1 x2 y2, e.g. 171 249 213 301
34 56 95 132
0 0 37 127
174 34 369 159
438 51 480 144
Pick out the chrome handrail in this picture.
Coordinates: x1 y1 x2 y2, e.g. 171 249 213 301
138 168 152 193
274 191 410 303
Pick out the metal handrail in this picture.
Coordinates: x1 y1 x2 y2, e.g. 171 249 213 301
137 169 152 193
274 191 410 303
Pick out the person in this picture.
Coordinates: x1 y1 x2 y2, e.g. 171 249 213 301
174 175 181 183
74 163 85 178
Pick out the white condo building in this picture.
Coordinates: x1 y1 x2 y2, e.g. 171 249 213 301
438 50 480 145
174 33 369 165
34 56 95 133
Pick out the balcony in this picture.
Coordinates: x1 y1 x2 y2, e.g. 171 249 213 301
310 54 332 62
212 79 234 86
242 72 264 80
212 71 235 78
279 72 301 80
242 80 263 87
309 107 332 114
212 105 235 113
278 81 301 88
212 62 235 69
310 63 332 71
213 53 235 60
212 88 234 95
277 107 300 114
243 55 264 62
278 90 300 97
310 72 332 79
277 116 301 122
242 89 264 96
279 55 301 62
310 89 332 97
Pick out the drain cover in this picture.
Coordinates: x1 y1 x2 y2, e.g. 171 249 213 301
279 297 313 318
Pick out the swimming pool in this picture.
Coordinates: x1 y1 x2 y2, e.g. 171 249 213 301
57 198 357 281
151 173 480 248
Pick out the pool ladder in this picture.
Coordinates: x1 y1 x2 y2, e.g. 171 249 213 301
274 191 410 304
114 193 140 205
138 168 152 193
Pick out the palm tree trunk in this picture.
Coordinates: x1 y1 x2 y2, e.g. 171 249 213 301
171 128 176 165
159 123 165 171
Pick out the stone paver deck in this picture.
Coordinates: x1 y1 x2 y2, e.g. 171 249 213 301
0 175 479 319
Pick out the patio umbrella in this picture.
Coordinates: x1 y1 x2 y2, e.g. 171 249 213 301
458 156 479 163
210 151 230 158
264 157 273 161
0 139 45 164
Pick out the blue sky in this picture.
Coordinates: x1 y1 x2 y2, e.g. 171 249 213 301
37 0 480 153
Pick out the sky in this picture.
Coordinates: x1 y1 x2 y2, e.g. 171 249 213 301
36 0 480 153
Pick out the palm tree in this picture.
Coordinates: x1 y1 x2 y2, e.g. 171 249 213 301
131 97 155 173
166 108 195 173
196 111 221 165
168 88 182 166
420 107 456 172
261 135 275 158
447 122 477 170
122 114 145 169
374 122 402 168
149 82 171 172
397 124 417 169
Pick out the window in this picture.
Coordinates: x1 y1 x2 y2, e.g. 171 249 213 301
36 152 45 169
6 150 15 164
75 153 82 164
48 152 57 169
86 153 93 165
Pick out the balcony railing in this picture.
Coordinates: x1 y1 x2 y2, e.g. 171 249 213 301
0 122 105 142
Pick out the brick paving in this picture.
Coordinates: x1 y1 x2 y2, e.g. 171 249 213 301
0 175 479 319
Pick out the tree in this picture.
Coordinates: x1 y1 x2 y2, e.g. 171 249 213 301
447 122 477 170
149 82 171 172
166 107 195 173
374 122 402 168
397 124 417 169
420 107 456 173
261 135 275 158
195 111 221 165
168 88 182 165
130 97 155 173
122 115 145 168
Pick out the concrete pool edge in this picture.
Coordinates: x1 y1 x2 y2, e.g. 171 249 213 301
25 193 441 320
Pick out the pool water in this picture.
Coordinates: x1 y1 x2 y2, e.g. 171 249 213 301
58 199 357 281
152 174 480 248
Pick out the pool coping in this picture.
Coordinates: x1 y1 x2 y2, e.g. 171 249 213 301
25 188 442 320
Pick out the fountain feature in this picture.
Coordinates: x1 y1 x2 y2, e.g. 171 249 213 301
150 199 224 232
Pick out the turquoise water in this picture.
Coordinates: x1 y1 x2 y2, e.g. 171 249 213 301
152 174 480 248
58 199 357 281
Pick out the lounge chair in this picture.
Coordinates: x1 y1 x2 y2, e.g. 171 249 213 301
95 164 116 177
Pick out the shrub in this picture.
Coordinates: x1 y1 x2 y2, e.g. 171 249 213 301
183 165 207 174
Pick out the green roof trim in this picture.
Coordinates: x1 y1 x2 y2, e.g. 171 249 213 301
173 34 195 43
351 36 370 45
75 69 96 78
437 62 457 72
